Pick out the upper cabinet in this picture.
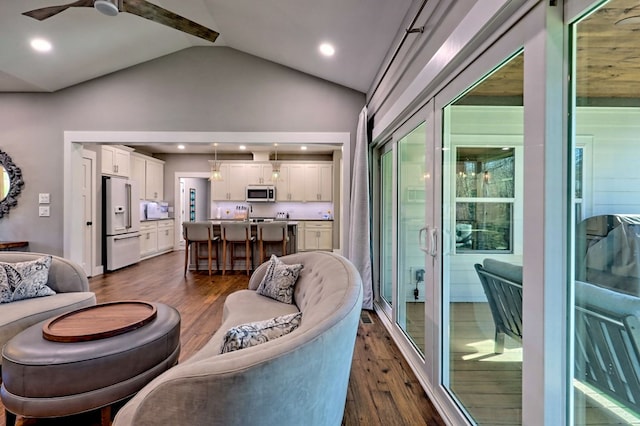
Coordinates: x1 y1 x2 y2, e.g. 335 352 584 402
245 163 273 185
146 159 164 201
281 163 332 202
130 154 146 190
304 164 333 202
276 164 305 202
130 152 165 201
101 145 132 177
209 161 333 203
211 163 246 201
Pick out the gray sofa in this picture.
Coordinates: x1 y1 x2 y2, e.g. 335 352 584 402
0 252 96 365
113 251 363 426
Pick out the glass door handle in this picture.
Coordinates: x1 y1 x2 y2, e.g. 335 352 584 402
419 226 430 253
429 227 438 257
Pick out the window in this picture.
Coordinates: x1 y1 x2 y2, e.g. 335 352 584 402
455 147 515 252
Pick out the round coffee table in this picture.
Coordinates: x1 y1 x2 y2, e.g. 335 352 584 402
1 301 180 426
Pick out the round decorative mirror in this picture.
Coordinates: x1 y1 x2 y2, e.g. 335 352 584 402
0 150 24 218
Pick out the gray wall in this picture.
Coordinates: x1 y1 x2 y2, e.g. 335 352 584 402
0 47 364 255
181 177 209 222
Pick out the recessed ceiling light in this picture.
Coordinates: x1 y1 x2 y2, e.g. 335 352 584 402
300 146 307 151
239 145 246 150
319 43 335 57
177 144 185 150
30 38 52 53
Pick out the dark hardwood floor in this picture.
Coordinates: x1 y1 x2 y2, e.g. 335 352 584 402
2 251 444 426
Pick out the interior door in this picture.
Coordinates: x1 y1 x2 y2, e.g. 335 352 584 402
81 150 96 277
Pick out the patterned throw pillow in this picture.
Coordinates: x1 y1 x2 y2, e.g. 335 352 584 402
220 312 302 354
256 255 303 304
0 255 56 303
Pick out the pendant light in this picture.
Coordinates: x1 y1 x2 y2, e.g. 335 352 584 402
271 143 281 181
209 143 223 182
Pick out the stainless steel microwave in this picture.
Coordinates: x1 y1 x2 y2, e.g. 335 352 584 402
246 185 276 202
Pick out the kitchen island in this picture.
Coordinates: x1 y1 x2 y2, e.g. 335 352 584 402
187 220 298 273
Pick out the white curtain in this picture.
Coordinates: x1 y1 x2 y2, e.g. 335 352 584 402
348 106 373 309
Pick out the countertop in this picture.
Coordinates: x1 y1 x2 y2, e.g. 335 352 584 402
208 220 299 225
206 219 334 224
150 218 334 224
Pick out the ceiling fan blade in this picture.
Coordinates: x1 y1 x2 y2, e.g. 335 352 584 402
122 0 219 43
22 0 94 21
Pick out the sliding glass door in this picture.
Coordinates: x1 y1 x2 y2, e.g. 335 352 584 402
397 122 428 355
377 103 435 364
569 0 640 423
374 3 567 424
440 50 524 426
380 148 394 309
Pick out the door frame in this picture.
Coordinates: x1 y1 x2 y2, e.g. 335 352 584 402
63 131 351 266
174 172 210 250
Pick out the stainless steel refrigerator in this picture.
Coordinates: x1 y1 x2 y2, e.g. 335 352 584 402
103 176 141 271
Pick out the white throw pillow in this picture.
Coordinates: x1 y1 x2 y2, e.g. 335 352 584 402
256 255 303 304
0 255 56 303
220 312 302 354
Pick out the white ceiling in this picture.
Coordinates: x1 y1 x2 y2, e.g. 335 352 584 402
1 0 414 93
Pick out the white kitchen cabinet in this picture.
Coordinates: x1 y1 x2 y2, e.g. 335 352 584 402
140 222 158 258
304 164 333 201
245 163 273 185
156 219 175 252
276 164 305 201
130 154 146 194
131 153 165 201
296 222 305 252
299 221 333 251
101 145 132 177
140 219 174 259
145 159 164 201
211 163 248 201
210 161 332 202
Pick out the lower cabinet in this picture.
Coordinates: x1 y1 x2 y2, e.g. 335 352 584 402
157 220 174 252
140 219 175 259
140 222 158 258
299 221 333 251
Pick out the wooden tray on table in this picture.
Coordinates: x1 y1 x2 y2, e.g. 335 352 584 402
42 300 157 343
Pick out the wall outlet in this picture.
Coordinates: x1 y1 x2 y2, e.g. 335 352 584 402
39 206 50 217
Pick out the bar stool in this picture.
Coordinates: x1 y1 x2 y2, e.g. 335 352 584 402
221 221 254 276
182 221 219 276
257 221 289 264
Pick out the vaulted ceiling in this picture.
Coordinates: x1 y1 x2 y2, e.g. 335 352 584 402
0 0 413 93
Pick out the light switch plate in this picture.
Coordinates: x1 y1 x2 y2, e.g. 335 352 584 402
39 206 50 217
38 193 50 204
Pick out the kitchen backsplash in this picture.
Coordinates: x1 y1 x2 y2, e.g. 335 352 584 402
211 201 334 220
